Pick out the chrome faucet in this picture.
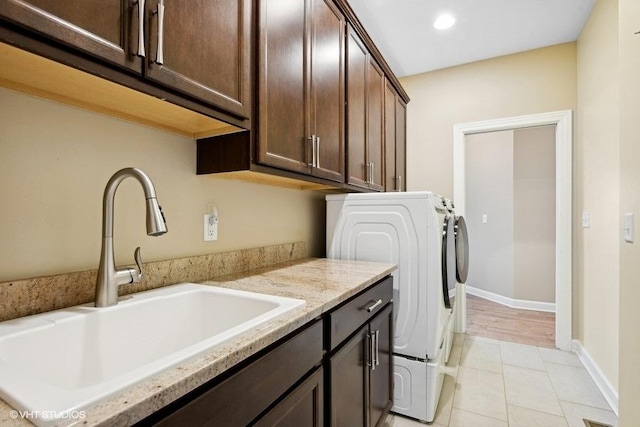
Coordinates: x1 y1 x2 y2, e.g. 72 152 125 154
95 168 168 307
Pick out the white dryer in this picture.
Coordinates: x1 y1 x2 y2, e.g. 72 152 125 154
326 192 458 422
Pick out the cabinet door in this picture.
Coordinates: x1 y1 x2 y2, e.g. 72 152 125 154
395 98 407 192
253 367 323 427
309 0 345 183
257 0 309 173
383 81 397 191
369 305 393 427
330 325 368 427
0 0 141 72
346 26 368 189
145 0 251 118
367 58 384 191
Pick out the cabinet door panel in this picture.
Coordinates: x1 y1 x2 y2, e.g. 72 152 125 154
330 326 368 427
367 58 384 191
0 0 141 72
384 82 396 191
346 26 368 188
257 0 309 173
395 99 407 191
369 305 393 427
253 367 323 427
310 0 344 182
146 0 251 118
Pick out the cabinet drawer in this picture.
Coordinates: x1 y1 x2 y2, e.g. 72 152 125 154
328 276 392 351
153 320 323 427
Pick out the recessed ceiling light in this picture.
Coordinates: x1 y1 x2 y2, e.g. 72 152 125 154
434 13 456 30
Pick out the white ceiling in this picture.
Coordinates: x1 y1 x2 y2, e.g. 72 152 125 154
347 0 595 77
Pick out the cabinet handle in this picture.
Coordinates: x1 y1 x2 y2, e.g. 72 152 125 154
369 331 376 371
134 0 146 57
374 330 380 366
363 299 382 312
397 175 402 192
365 162 371 184
370 163 375 185
315 136 320 169
154 0 165 64
307 135 316 167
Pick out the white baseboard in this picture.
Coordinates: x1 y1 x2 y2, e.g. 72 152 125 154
465 285 556 313
572 340 619 415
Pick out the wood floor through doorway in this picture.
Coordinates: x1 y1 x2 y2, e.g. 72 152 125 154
465 294 555 348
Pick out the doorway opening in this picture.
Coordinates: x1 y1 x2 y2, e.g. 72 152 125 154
453 110 572 350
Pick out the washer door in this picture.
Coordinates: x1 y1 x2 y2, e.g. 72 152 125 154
441 215 456 309
454 216 469 284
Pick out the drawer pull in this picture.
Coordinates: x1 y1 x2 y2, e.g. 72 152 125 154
364 299 383 313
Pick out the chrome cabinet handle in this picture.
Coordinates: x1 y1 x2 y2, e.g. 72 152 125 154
369 163 374 185
397 175 402 192
365 162 371 184
369 331 376 370
134 0 146 57
315 136 320 169
307 136 315 167
374 330 380 366
155 0 165 64
364 298 383 312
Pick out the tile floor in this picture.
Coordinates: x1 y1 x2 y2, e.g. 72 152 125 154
385 334 618 427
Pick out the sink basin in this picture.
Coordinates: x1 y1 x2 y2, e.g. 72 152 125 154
0 283 304 424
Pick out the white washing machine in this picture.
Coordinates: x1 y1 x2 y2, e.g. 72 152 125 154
326 191 461 422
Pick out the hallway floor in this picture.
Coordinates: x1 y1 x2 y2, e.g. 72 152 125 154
385 334 618 427
465 294 556 347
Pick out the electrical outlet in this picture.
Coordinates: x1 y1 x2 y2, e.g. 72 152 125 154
204 213 218 241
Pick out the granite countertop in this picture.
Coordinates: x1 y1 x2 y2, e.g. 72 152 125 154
0 257 396 427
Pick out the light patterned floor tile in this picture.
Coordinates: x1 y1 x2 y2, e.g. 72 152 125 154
460 337 503 373
453 366 507 421
503 364 563 416
545 362 611 410
433 373 456 425
560 400 618 427
449 408 508 427
501 341 546 371
538 347 583 367
508 404 568 427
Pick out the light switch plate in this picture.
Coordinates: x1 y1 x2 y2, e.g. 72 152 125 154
582 211 590 228
624 213 634 243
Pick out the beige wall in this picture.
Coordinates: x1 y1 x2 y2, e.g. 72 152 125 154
400 43 576 197
466 130 514 298
576 0 620 392
618 0 640 423
465 127 556 304
513 126 556 303
0 88 326 282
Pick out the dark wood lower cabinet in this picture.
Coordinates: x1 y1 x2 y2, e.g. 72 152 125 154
368 305 393 427
137 277 393 427
253 367 324 427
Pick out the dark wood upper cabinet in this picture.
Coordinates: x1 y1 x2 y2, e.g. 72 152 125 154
145 0 251 118
0 0 142 72
395 97 407 191
347 25 384 191
346 25 368 188
383 79 407 192
1 0 251 119
258 0 345 182
367 58 384 191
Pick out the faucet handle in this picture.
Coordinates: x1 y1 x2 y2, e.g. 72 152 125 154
134 247 143 280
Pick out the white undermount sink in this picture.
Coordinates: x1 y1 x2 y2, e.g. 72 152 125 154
0 283 304 425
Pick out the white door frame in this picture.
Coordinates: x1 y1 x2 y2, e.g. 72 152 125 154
453 110 572 351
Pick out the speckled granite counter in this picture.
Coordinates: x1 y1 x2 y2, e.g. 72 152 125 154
0 258 396 427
